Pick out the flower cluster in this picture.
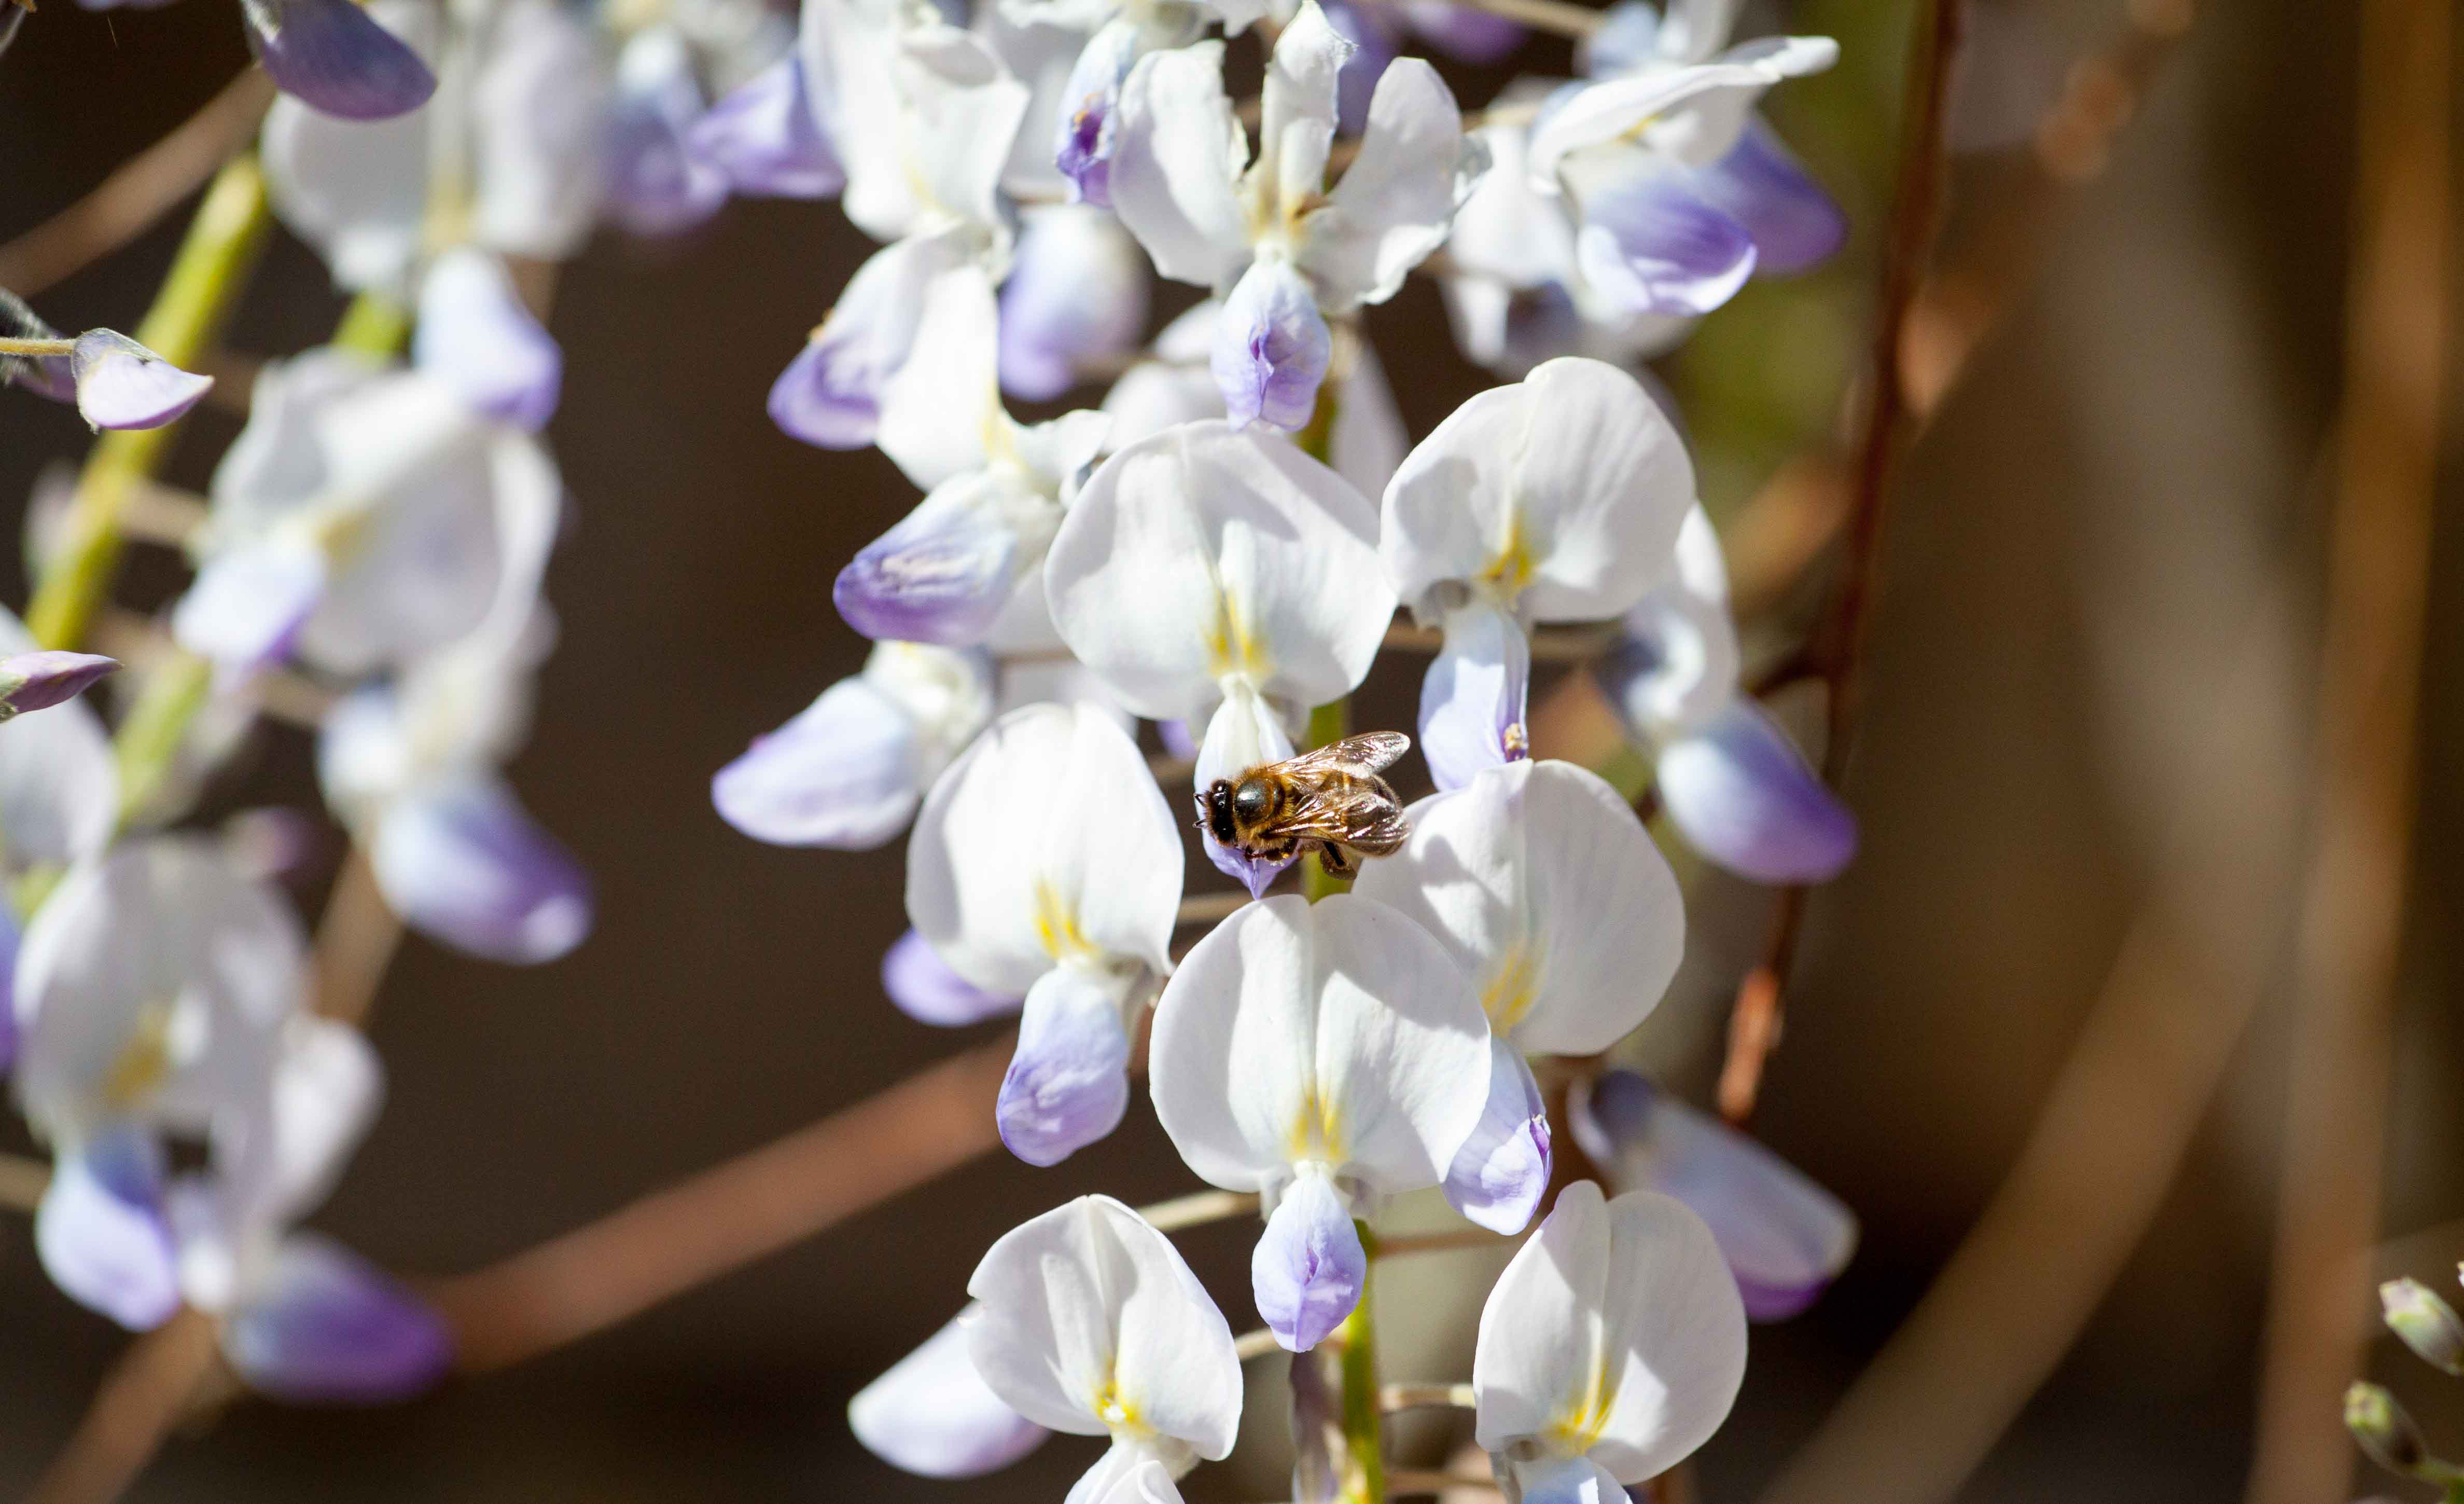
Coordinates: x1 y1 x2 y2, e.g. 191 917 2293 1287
633 0 1874 1488
2 0 1870 1474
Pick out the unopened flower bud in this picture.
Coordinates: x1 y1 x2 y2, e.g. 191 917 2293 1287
2346 1382 2431 1478
0 651 118 721
2383 1278 2464 1375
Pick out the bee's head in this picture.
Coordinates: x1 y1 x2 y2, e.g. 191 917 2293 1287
1202 780 1239 846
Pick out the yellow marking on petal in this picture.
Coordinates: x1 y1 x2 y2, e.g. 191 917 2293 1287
1482 935 1544 1033
1482 506 1536 601
1034 877 1097 965
1094 1381 1142 1432
1286 1084 1345 1164
100 1000 177 1112
1547 1364 1617 1454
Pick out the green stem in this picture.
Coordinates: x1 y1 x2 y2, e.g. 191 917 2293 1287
1337 1222 1385 1504
26 156 270 651
331 288 411 357
1301 698 1354 900
112 650 212 830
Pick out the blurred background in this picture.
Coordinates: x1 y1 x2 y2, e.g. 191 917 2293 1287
0 0 2458 1498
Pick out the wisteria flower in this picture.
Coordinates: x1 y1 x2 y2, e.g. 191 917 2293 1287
173 353 529 681
1148 894 1492 1349
907 702 1179 1165
607 26 734 237
1593 505 1855 882
1571 1070 1857 1321
686 51 846 200
1107 0 1485 430
773 2 1028 446
0 609 118 907
1353 758 1682 1233
1045 420 1394 893
1381 356 1693 789
999 203 1150 401
1 293 215 430
1472 1181 1746 1503
966 1195 1242 1500
837 266 1109 649
260 0 609 293
13 838 307 1329
0 651 118 723
1006 0 1263 208
315 434 592 965
240 0 437 120
716 642 994 850
850 1304 1051 1477
1519 0 1840 321
412 246 562 433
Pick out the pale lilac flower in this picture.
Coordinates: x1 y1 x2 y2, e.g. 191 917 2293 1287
1354 759 1683 1234
688 53 846 198
1043 420 1394 893
1521 1 1840 322
1382 358 1694 788
850 1305 1051 1477
255 0 439 293
837 267 1109 649
174 355 540 680
240 0 437 120
1000 0 1264 206
607 26 733 237
906 703 1180 1164
771 9 1028 445
1571 1071 1857 1321
1148 894 1493 1349
715 642 995 850
219 1235 455 1402
1107 0 1485 430
966 1195 1243 1499
881 928 1022 1026
1473 1182 1746 1502
14 838 307 1329
0 651 119 721
1593 506 1855 882
999 204 1149 401
413 247 562 432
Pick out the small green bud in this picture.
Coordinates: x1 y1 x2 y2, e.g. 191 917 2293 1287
2384 1278 2464 1374
2347 1382 2430 1478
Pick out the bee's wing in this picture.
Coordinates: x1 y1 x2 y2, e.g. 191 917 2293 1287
1280 731 1411 778
1284 782 1411 850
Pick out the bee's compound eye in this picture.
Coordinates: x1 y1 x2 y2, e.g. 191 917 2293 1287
1232 779 1274 822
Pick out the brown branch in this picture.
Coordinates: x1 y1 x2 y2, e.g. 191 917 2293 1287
428 1034 1014 1371
0 71 275 299
311 848 403 1026
2245 0 2451 1491
23 1309 218 1504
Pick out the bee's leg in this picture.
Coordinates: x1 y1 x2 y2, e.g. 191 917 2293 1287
1316 845 1357 881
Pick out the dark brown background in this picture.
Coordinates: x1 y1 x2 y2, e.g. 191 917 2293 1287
3 0 2462 1498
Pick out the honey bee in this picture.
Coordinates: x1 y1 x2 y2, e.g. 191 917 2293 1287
1198 731 1413 881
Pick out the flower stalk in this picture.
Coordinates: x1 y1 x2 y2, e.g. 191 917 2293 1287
1337 1221 1385 1504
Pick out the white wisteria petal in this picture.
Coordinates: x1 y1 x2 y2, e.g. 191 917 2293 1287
1149 893 1491 1197
770 226 972 449
1594 504 1736 741
413 247 562 433
898 23 1033 242
1250 1164 1367 1350
878 265 1005 489
1000 204 1150 401
1046 421 1393 724
1300 58 1482 309
907 701 1179 997
1472 1182 1746 1485
256 0 435 291
1260 0 1348 210
966 1194 1243 1460
369 775 592 965
1382 357 1693 624
851 1305 1051 1477
1212 254 1331 432
471 0 612 258
715 643 994 850
1353 759 1681 1057
1107 41 1251 289
1526 35 1839 185
1330 339 1407 500
14 837 305 1143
